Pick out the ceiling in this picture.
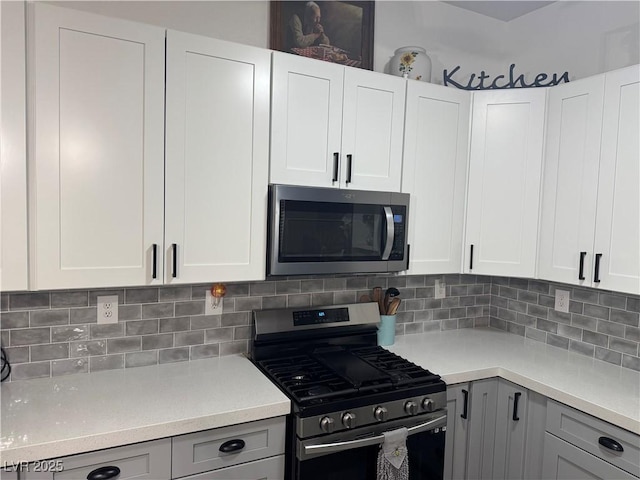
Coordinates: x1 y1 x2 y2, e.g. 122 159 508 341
443 1 556 22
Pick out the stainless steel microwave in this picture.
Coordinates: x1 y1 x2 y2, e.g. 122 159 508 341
267 184 410 276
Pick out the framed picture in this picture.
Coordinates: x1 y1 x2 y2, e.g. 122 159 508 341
270 1 375 70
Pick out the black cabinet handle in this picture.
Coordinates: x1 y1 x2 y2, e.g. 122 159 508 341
87 466 121 480
512 392 521 421
578 251 587 280
219 439 246 453
172 243 177 278
332 152 339 182
152 244 157 279
346 154 353 184
594 253 602 283
469 245 474 270
406 244 410 270
461 389 469 419
598 436 624 453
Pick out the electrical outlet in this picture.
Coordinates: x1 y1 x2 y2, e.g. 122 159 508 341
435 280 446 299
97 295 119 324
205 290 224 316
555 289 570 313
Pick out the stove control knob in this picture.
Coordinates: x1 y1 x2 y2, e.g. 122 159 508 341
342 412 357 429
404 400 419 416
319 416 335 433
374 406 388 422
422 397 435 412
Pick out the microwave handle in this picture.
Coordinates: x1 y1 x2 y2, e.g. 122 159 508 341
382 207 394 260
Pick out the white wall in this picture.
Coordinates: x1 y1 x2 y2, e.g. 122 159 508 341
50 0 639 84
504 1 639 80
51 1 270 48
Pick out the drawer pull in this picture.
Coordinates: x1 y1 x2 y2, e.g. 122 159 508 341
87 466 121 480
598 436 624 452
219 439 246 453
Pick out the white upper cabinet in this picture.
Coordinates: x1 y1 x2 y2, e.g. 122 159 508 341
29 3 165 290
270 52 406 191
538 75 605 286
538 65 639 294
465 89 547 277
593 65 640 294
1 1 29 291
165 31 270 284
402 81 470 274
270 52 344 188
340 68 406 191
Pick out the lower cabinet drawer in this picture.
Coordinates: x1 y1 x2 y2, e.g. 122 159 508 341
178 455 284 480
542 433 637 480
546 400 640 477
0 470 18 480
21 438 172 480
171 416 286 478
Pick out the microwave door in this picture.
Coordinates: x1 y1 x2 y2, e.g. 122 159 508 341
381 206 395 260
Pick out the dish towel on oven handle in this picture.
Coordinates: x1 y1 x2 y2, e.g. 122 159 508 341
376 427 409 480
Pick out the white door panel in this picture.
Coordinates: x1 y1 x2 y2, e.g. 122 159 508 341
165 31 270 283
538 76 605 286
30 3 165 289
270 52 343 188
465 89 546 277
594 65 640 294
402 82 470 274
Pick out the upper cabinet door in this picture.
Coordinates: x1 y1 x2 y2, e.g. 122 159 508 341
29 3 165 290
465 89 546 277
538 75 605 286
402 82 470 274
341 69 406 191
270 52 344 188
165 31 270 284
1 1 29 291
593 65 640 294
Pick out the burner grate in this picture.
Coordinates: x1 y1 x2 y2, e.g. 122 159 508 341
351 346 441 387
258 346 442 408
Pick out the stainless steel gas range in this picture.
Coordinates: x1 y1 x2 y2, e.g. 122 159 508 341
249 302 447 480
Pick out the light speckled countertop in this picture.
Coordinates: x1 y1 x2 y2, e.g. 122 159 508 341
388 328 640 435
2 329 638 465
0 355 290 464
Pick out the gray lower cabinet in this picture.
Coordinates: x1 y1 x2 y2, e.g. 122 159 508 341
444 383 470 480
20 416 287 480
178 455 284 480
171 416 286 478
543 400 640 479
542 433 636 480
22 439 172 480
465 378 498 480
492 380 547 480
444 378 547 480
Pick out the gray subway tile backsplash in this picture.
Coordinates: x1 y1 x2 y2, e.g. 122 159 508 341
2 275 639 380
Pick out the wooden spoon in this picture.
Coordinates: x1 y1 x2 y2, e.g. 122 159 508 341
372 287 384 314
387 297 401 315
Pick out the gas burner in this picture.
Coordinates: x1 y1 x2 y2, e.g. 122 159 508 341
307 385 332 396
291 373 306 381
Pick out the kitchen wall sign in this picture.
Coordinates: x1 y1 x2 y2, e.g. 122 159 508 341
443 64 570 90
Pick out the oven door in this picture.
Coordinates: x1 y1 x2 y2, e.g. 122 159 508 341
295 412 446 480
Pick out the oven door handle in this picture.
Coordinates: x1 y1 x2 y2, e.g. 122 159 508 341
381 206 395 260
302 413 446 457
